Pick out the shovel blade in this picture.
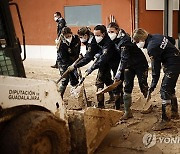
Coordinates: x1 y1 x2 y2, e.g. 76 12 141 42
131 96 152 112
96 80 121 95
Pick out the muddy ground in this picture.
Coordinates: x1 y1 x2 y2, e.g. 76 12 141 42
24 59 180 154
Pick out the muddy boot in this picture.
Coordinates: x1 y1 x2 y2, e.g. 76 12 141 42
152 102 172 131
51 61 58 68
106 91 114 104
97 88 105 108
120 93 133 120
171 96 179 119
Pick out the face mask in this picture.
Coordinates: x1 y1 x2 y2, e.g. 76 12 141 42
80 38 88 43
66 36 72 44
136 41 145 48
108 33 117 40
54 17 58 22
95 36 103 43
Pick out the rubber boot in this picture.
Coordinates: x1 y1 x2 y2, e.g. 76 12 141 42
106 91 114 104
152 102 172 131
120 93 133 120
97 88 105 108
171 96 179 119
51 61 58 68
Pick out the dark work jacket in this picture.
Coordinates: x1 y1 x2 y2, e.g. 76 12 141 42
117 34 148 72
144 34 180 88
75 35 96 68
76 34 120 74
56 17 66 37
91 34 120 72
57 35 81 65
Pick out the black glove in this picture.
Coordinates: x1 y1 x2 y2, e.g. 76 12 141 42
85 68 93 75
149 85 155 93
146 86 155 102
94 53 101 59
114 71 122 81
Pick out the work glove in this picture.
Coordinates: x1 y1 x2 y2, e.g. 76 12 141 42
55 38 59 45
85 68 93 75
68 65 75 72
114 71 122 82
94 53 101 59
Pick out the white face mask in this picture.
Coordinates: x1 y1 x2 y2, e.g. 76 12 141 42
66 36 73 44
54 17 58 22
108 33 117 40
136 41 145 48
95 36 103 43
80 38 88 43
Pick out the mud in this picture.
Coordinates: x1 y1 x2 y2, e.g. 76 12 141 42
24 59 180 154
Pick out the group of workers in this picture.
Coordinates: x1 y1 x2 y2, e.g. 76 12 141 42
52 12 180 131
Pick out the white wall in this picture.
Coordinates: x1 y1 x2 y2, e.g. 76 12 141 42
22 45 86 60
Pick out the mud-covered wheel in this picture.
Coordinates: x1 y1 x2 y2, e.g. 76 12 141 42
0 111 70 154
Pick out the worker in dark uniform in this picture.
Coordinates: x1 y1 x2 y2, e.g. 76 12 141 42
76 26 116 107
106 22 128 109
112 24 149 120
83 25 120 108
51 11 66 68
69 25 120 108
57 27 80 99
133 28 180 130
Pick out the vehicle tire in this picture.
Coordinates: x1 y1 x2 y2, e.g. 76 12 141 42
0 110 70 154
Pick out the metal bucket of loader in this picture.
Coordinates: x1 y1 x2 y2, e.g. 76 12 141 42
67 108 123 154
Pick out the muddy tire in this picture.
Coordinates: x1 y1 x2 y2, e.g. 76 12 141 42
0 111 70 154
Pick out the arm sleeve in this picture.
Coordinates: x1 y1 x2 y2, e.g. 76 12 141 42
75 42 97 68
75 52 94 68
57 43 69 62
148 47 162 88
117 45 130 71
90 41 115 71
57 19 66 37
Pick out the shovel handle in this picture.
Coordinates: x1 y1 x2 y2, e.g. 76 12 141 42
56 54 83 84
96 80 122 95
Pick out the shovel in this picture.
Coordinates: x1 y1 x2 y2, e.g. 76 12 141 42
96 80 122 95
131 96 153 114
